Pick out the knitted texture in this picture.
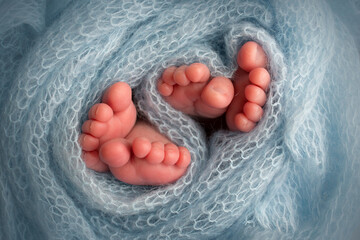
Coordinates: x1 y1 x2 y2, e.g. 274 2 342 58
1 0 360 239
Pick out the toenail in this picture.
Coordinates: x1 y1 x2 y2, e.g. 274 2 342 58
211 86 224 95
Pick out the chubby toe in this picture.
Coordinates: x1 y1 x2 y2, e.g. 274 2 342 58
243 102 263 122
81 120 108 138
88 103 113 122
185 63 210 83
244 85 266 106
145 141 165 164
162 66 177 85
248 67 270 91
82 151 109 172
163 143 180 165
176 147 191 168
99 139 131 168
200 76 234 109
173 65 190 86
237 41 267 72
132 137 152 158
234 113 256 132
102 82 133 113
157 79 174 97
79 134 100 151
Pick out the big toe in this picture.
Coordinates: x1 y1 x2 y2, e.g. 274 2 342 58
99 139 131 168
200 76 234 109
237 41 267 72
102 82 133 112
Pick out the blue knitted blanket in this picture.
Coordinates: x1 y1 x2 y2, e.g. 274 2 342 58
1 0 360 239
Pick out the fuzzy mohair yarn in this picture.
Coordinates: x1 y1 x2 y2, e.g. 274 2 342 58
1 0 360 239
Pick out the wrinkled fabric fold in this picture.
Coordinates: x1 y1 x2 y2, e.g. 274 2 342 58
1 0 360 239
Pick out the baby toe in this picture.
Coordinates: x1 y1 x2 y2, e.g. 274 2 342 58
249 67 270 91
132 137 152 158
200 76 234 109
244 85 266 106
79 134 100 151
234 113 256 132
82 151 109 172
99 139 131 168
237 41 267 72
185 63 210 83
157 79 174 97
88 103 113 122
163 143 180 165
243 102 263 122
162 66 177 85
173 65 190 86
145 141 165 164
176 147 191 168
81 120 108 138
102 82 132 113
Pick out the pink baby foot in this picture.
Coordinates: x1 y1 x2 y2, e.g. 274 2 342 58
79 82 190 185
226 41 270 132
158 63 234 118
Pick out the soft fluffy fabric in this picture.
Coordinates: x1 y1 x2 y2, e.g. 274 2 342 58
1 0 360 239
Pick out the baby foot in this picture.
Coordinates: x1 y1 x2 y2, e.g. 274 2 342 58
226 41 270 132
79 82 191 185
158 63 234 118
79 82 136 173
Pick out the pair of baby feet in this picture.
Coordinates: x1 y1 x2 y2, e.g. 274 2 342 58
79 41 270 185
